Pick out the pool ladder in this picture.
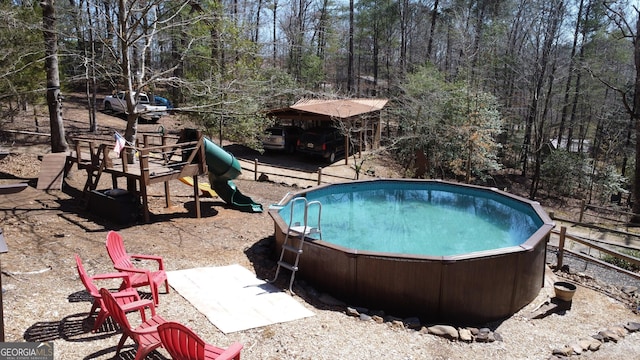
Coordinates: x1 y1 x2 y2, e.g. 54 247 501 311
269 197 322 293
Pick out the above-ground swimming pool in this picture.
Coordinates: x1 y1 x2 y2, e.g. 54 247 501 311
269 179 554 324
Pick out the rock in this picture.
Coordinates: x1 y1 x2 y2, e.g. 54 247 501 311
588 340 602 351
598 330 620 343
346 307 359 317
385 315 403 323
577 337 601 351
624 321 640 332
389 320 405 329
551 346 573 356
371 315 384 324
493 331 503 342
359 313 372 322
459 328 473 342
474 327 494 342
427 325 459 340
403 317 421 330
577 338 590 351
467 327 479 336
621 285 638 295
609 325 628 337
570 343 583 355
475 331 496 343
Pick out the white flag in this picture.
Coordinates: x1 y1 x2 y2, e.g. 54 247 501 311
114 132 126 156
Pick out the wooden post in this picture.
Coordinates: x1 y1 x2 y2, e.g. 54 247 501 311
139 150 150 222
344 135 349 165
193 175 201 219
196 133 206 174
359 128 363 156
579 200 585 223
74 141 82 163
162 134 168 163
254 159 258 181
557 226 566 269
317 167 322 185
0 228 7 342
164 181 171 208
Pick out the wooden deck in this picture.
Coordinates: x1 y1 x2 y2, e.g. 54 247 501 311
68 131 208 222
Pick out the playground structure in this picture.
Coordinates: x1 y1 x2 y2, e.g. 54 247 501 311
68 129 262 223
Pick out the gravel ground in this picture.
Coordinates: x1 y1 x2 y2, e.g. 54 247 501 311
1 152 639 360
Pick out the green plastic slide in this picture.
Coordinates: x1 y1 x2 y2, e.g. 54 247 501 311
202 137 263 213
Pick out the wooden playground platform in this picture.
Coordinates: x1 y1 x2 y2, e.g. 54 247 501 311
66 130 208 222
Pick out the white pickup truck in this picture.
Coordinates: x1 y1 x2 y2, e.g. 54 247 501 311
103 91 167 123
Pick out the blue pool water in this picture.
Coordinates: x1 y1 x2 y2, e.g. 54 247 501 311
278 181 543 257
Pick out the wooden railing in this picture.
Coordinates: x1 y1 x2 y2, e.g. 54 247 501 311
551 226 640 281
70 132 208 222
575 199 639 227
242 159 354 185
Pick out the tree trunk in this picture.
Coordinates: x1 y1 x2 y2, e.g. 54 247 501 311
521 1 563 179
530 65 557 199
254 0 262 43
427 0 439 61
631 14 640 223
348 0 354 92
399 0 408 72
118 0 139 163
273 0 278 65
85 0 97 132
41 0 68 153
557 0 583 148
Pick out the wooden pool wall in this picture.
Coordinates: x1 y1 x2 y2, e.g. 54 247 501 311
269 180 555 324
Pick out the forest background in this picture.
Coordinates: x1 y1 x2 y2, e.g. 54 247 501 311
2 0 640 215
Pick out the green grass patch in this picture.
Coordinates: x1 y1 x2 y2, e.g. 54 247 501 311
601 249 640 272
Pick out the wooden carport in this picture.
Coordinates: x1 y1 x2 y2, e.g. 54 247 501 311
267 98 388 164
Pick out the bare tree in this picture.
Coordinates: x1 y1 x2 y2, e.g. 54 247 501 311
41 0 69 153
603 2 640 221
348 0 354 92
520 0 564 181
101 0 202 162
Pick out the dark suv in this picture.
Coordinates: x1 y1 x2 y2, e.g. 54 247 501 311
262 126 304 153
296 127 345 163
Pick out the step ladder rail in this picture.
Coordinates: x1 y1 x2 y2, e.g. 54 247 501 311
269 197 321 293
269 197 307 290
305 200 322 240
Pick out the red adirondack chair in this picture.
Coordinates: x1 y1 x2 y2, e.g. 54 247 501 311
158 322 243 360
99 287 167 360
75 254 144 332
105 230 169 305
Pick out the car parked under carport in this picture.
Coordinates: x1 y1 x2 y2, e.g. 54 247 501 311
262 126 304 154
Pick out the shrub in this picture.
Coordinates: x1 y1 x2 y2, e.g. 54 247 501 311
601 248 640 272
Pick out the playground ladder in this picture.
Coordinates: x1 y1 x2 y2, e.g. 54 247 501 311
270 197 322 293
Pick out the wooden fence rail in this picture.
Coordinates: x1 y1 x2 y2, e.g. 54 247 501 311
577 199 639 226
240 158 354 186
552 226 640 281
